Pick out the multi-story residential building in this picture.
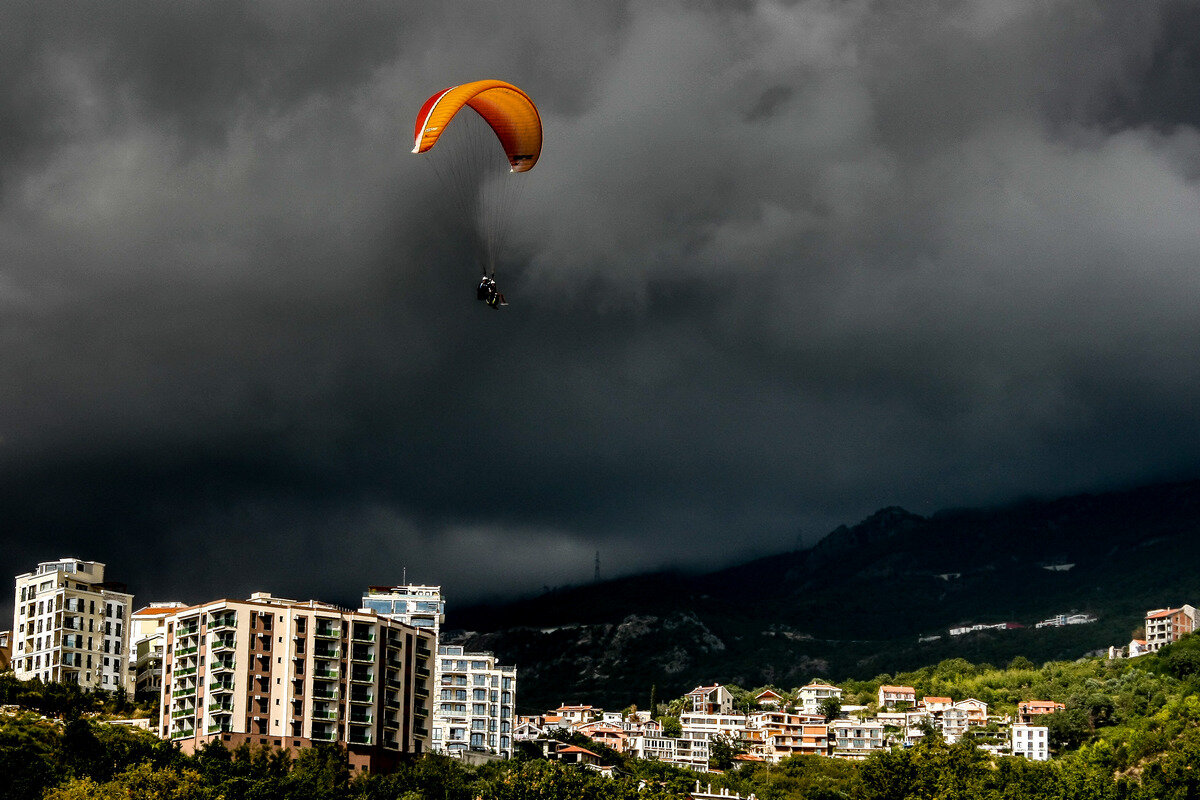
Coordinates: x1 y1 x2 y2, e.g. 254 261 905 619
129 602 187 700
434 644 516 758
830 719 885 759
1011 724 1050 761
797 724 831 757
680 712 749 743
687 684 734 714
798 683 843 715
955 698 988 725
1144 605 1196 652
158 593 433 772
362 583 517 759
747 710 809 762
1017 700 1064 723
877 685 916 708
361 585 444 634
627 732 710 771
919 696 953 716
941 707 970 742
12 558 133 693
552 704 601 726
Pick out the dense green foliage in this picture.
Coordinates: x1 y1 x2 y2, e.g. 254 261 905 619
7 634 1200 799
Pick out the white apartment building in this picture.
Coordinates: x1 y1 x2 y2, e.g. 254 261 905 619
798 683 843 715
129 602 187 699
362 584 517 759
160 593 434 772
1011 724 1050 761
435 645 516 757
627 733 710 771
830 719 885 759
680 712 749 742
12 558 133 694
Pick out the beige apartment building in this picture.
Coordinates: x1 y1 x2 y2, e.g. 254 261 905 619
159 593 434 772
12 558 134 694
1144 605 1197 652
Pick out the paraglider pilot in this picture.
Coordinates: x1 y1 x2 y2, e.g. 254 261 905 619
477 273 507 308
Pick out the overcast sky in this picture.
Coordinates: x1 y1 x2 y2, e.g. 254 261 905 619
3 0 1200 620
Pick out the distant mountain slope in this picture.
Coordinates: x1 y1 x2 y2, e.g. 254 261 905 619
447 479 1200 712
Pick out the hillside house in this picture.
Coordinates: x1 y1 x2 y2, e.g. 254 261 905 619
878 685 916 708
1145 605 1196 652
798 683 843 715
1012 724 1050 761
688 684 735 715
830 719 885 759
1017 700 1064 723
754 689 784 707
919 696 953 716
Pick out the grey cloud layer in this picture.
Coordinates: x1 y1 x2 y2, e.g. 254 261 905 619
2 0 1199 614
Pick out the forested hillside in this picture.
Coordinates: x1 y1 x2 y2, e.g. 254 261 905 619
6 634 1200 799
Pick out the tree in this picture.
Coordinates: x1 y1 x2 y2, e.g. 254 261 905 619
818 697 842 723
658 716 682 737
709 734 745 771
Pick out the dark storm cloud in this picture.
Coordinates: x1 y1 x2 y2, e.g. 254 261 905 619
3 0 1200 622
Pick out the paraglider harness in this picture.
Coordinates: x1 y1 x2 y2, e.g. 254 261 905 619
477 272 507 308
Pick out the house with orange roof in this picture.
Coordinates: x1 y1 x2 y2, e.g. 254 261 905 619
877 685 916 708
754 689 784 707
553 704 601 725
1017 700 1065 723
919 696 953 716
1145 605 1196 652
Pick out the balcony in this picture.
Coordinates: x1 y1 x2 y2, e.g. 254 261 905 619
174 666 198 678
171 708 196 719
350 669 374 684
312 688 339 701
314 625 341 639
348 712 373 725
208 617 236 632
207 723 232 734
210 660 235 673
351 630 376 643
210 638 235 652
347 732 373 746
312 647 340 660
312 667 339 680
209 682 234 693
172 687 196 698
350 647 374 663
349 692 374 705
208 703 233 714
311 728 337 743
175 645 199 657
310 708 338 721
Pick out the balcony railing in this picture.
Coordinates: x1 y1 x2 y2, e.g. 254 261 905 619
311 729 337 742
210 660 235 673
174 666 198 678
209 682 234 693
313 668 339 680
311 709 338 720
172 687 196 698
312 689 339 701
349 693 374 705
314 625 340 639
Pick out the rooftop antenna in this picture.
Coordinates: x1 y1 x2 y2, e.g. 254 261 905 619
402 567 407 586
594 551 600 583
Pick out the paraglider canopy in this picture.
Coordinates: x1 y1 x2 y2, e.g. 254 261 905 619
412 79 542 173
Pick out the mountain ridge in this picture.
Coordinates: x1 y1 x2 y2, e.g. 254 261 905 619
447 479 1200 711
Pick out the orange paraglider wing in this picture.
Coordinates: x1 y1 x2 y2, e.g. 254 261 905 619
412 80 542 173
